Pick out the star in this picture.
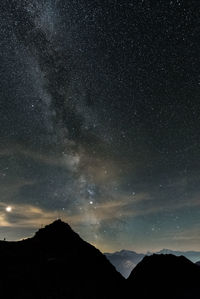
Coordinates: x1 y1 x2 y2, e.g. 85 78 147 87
5 206 12 212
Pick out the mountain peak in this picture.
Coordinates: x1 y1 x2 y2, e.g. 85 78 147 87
44 218 71 230
33 219 79 243
0 219 124 299
127 253 200 298
128 253 196 282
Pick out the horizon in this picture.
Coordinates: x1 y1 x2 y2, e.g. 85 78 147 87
1 219 200 255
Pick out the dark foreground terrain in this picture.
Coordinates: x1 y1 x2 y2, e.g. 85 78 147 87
0 220 200 299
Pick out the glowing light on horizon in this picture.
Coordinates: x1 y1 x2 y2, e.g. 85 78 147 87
6 206 12 212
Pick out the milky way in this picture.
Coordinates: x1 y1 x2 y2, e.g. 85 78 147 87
0 0 200 252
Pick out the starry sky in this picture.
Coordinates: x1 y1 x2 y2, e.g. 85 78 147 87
0 0 200 253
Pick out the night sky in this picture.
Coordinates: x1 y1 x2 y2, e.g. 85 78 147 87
0 0 200 253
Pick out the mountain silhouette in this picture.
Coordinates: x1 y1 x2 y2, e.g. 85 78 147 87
0 220 124 299
1 221 200 298
196 261 200 266
105 248 200 277
127 254 200 299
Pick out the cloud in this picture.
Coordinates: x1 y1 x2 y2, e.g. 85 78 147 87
0 191 145 229
0 202 57 228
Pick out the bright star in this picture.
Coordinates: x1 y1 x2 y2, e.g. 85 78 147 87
6 206 12 212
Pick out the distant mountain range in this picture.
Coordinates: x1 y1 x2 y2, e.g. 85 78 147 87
154 248 200 262
105 249 200 278
0 219 200 298
105 250 145 278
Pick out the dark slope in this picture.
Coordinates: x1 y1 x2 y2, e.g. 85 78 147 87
2 222 200 299
127 254 200 299
0 220 124 299
196 261 200 266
